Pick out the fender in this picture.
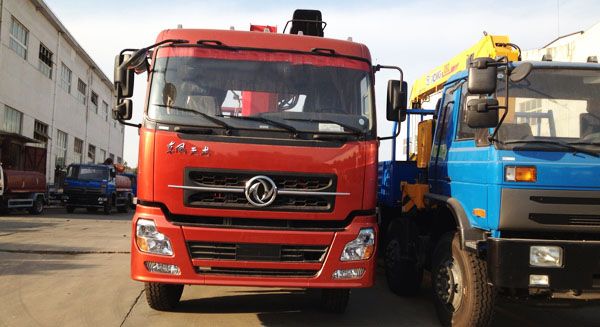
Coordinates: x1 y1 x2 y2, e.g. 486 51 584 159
425 193 487 251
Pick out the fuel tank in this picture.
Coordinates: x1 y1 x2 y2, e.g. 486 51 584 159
3 170 46 194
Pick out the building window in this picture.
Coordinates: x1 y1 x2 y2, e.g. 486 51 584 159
77 79 87 104
99 149 106 163
117 156 123 164
60 63 72 93
87 144 96 163
91 92 98 114
38 43 53 79
2 105 23 134
34 120 49 144
55 130 68 167
102 101 109 121
73 138 83 164
9 17 28 59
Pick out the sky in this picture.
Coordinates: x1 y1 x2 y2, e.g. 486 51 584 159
45 0 600 166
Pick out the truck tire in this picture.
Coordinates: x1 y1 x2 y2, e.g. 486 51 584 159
145 282 184 311
103 200 111 215
29 197 44 215
66 206 75 213
431 232 495 327
320 289 350 314
385 236 423 296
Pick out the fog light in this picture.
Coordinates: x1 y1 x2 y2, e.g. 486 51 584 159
144 261 181 275
136 219 173 256
332 268 365 279
529 274 549 287
340 228 375 261
530 246 563 267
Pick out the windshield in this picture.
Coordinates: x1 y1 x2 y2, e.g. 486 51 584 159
494 68 600 151
67 166 108 181
147 47 374 135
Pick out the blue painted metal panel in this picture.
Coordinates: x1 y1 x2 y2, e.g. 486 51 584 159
377 161 418 208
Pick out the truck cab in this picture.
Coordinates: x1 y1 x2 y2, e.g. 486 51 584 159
380 39 600 326
63 164 132 214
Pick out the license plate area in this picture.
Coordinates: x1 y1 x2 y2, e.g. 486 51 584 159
236 244 281 261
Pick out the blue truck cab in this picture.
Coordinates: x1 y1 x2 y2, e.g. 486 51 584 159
379 60 600 325
63 164 132 215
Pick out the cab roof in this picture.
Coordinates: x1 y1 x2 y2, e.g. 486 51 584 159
156 29 372 63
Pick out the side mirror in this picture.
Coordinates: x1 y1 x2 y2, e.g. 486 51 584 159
386 80 408 122
466 98 499 128
113 99 132 121
126 48 150 74
468 58 497 94
114 54 135 98
510 62 533 83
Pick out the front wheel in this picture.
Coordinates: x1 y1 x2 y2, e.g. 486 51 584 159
431 232 495 327
145 282 184 311
320 289 350 314
29 197 44 215
103 199 111 215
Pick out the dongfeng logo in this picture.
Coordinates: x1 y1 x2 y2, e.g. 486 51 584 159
244 176 277 207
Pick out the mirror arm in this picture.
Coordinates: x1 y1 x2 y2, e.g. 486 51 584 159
374 64 404 84
378 122 401 141
118 119 141 129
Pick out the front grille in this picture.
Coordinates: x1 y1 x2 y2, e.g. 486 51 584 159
168 214 352 231
195 267 318 278
529 213 600 226
183 169 337 212
187 241 328 262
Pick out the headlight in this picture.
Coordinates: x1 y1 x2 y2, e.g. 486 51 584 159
340 228 375 261
136 219 173 256
530 245 562 267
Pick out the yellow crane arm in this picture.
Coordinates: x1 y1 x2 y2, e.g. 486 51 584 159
409 35 520 107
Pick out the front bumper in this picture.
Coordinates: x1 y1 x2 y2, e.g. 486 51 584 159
63 193 108 207
487 237 600 295
131 204 377 288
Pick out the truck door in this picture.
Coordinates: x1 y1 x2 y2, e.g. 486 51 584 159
429 82 461 195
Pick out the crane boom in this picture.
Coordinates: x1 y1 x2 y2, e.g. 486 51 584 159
409 35 520 107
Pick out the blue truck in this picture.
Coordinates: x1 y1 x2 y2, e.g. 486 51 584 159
379 36 600 326
63 164 133 215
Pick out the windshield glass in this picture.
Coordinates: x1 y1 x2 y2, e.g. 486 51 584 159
147 47 374 135
67 166 108 181
495 68 600 151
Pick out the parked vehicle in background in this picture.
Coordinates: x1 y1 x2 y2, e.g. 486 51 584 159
379 35 600 326
63 164 133 215
112 9 407 313
0 163 46 214
122 172 137 208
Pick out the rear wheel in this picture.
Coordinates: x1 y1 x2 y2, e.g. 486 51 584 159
117 197 130 213
431 232 495 327
66 205 75 213
145 282 184 311
29 197 44 215
384 219 423 296
320 289 350 314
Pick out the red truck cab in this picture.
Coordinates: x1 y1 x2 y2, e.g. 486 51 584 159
114 10 406 312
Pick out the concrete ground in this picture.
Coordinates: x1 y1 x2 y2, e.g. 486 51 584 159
0 209 598 327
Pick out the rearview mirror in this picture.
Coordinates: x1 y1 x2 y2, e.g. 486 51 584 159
466 98 499 128
468 58 497 95
387 80 408 122
126 48 150 73
113 99 132 121
114 54 135 98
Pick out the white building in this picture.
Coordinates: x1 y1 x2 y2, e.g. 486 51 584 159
0 0 124 184
522 22 600 63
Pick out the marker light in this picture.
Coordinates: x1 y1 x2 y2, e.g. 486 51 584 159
530 246 563 267
529 274 550 287
505 166 537 182
340 228 375 261
136 219 173 256
332 268 365 279
144 262 181 275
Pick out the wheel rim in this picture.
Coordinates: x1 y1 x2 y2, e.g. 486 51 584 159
435 257 463 312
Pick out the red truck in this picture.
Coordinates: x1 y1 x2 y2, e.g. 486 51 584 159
0 164 46 214
112 10 406 312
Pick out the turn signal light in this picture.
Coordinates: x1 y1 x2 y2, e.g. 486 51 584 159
505 166 537 182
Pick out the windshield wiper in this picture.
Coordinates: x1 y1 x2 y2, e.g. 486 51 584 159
216 115 299 136
152 104 233 133
502 139 599 157
282 118 364 135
